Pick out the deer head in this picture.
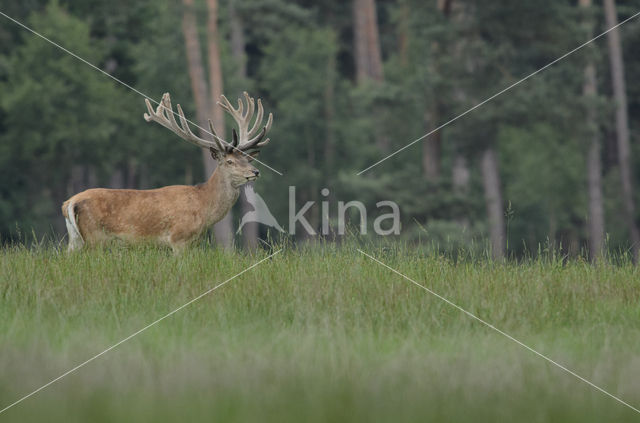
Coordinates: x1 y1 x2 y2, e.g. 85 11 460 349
143 92 272 187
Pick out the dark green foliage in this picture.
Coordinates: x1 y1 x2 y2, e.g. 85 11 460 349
1 0 640 256
0 2 121 237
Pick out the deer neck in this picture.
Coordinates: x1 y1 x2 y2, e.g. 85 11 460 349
200 167 240 225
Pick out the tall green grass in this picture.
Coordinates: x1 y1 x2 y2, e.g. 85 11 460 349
1 242 639 422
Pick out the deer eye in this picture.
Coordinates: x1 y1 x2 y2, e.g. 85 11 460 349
226 159 233 165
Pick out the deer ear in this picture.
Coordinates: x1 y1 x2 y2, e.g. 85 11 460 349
247 151 259 161
209 147 221 160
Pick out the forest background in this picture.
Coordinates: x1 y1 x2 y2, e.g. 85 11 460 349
1 0 640 260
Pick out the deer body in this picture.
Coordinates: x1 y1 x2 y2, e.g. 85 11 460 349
63 167 244 252
62 92 271 252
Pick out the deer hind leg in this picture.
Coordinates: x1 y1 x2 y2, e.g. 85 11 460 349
65 202 85 252
168 229 199 255
169 234 193 255
170 242 187 255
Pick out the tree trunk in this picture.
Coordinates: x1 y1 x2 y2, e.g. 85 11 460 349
452 152 470 228
323 32 338 238
87 165 97 188
364 0 383 82
353 0 383 84
206 0 234 248
422 0 453 181
324 35 337 177
69 165 84 195
585 65 606 259
397 1 409 66
422 109 441 181
184 163 193 186
207 0 225 142
109 168 125 189
581 0 605 260
452 153 469 193
353 0 386 150
136 164 147 189
181 0 214 177
604 0 639 262
481 147 505 259
229 0 259 250
437 0 453 14
126 158 137 189
229 0 246 77
353 0 369 84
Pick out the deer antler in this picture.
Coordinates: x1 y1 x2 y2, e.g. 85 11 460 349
144 92 272 155
218 91 273 152
143 93 226 153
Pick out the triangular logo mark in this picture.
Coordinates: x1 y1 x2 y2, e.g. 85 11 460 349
237 185 285 234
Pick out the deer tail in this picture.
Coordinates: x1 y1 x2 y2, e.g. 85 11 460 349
63 200 84 246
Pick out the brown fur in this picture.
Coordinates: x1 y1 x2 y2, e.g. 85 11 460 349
62 151 256 252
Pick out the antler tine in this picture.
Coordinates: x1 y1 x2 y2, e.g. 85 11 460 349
174 102 206 147
241 111 273 151
232 128 239 147
247 99 264 138
166 96 184 133
216 92 273 152
234 98 241 120
208 119 225 152
247 113 273 144
144 99 161 124
143 93 224 152
219 95 240 120
243 92 254 120
259 112 273 138
143 94 176 132
240 127 265 151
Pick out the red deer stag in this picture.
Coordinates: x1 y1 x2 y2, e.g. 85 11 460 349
62 92 272 252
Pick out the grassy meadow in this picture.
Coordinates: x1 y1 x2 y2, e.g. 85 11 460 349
1 241 640 422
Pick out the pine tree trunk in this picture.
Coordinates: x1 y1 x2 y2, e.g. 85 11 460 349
585 65 605 259
181 0 214 177
353 0 383 84
397 2 409 66
229 0 259 250
452 154 469 192
206 0 234 248
229 0 246 77
603 0 639 262
363 0 383 82
69 165 84 195
353 0 369 84
126 158 137 189
353 0 386 150
109 168 125 189
422 0 453 181
481 147 505 259
325 46 337 177
207 0 225 144
323 32 338 239
87 165 97 188
581 0 605 260
452 152 470 228
437 0 453 14
423 109 441 181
